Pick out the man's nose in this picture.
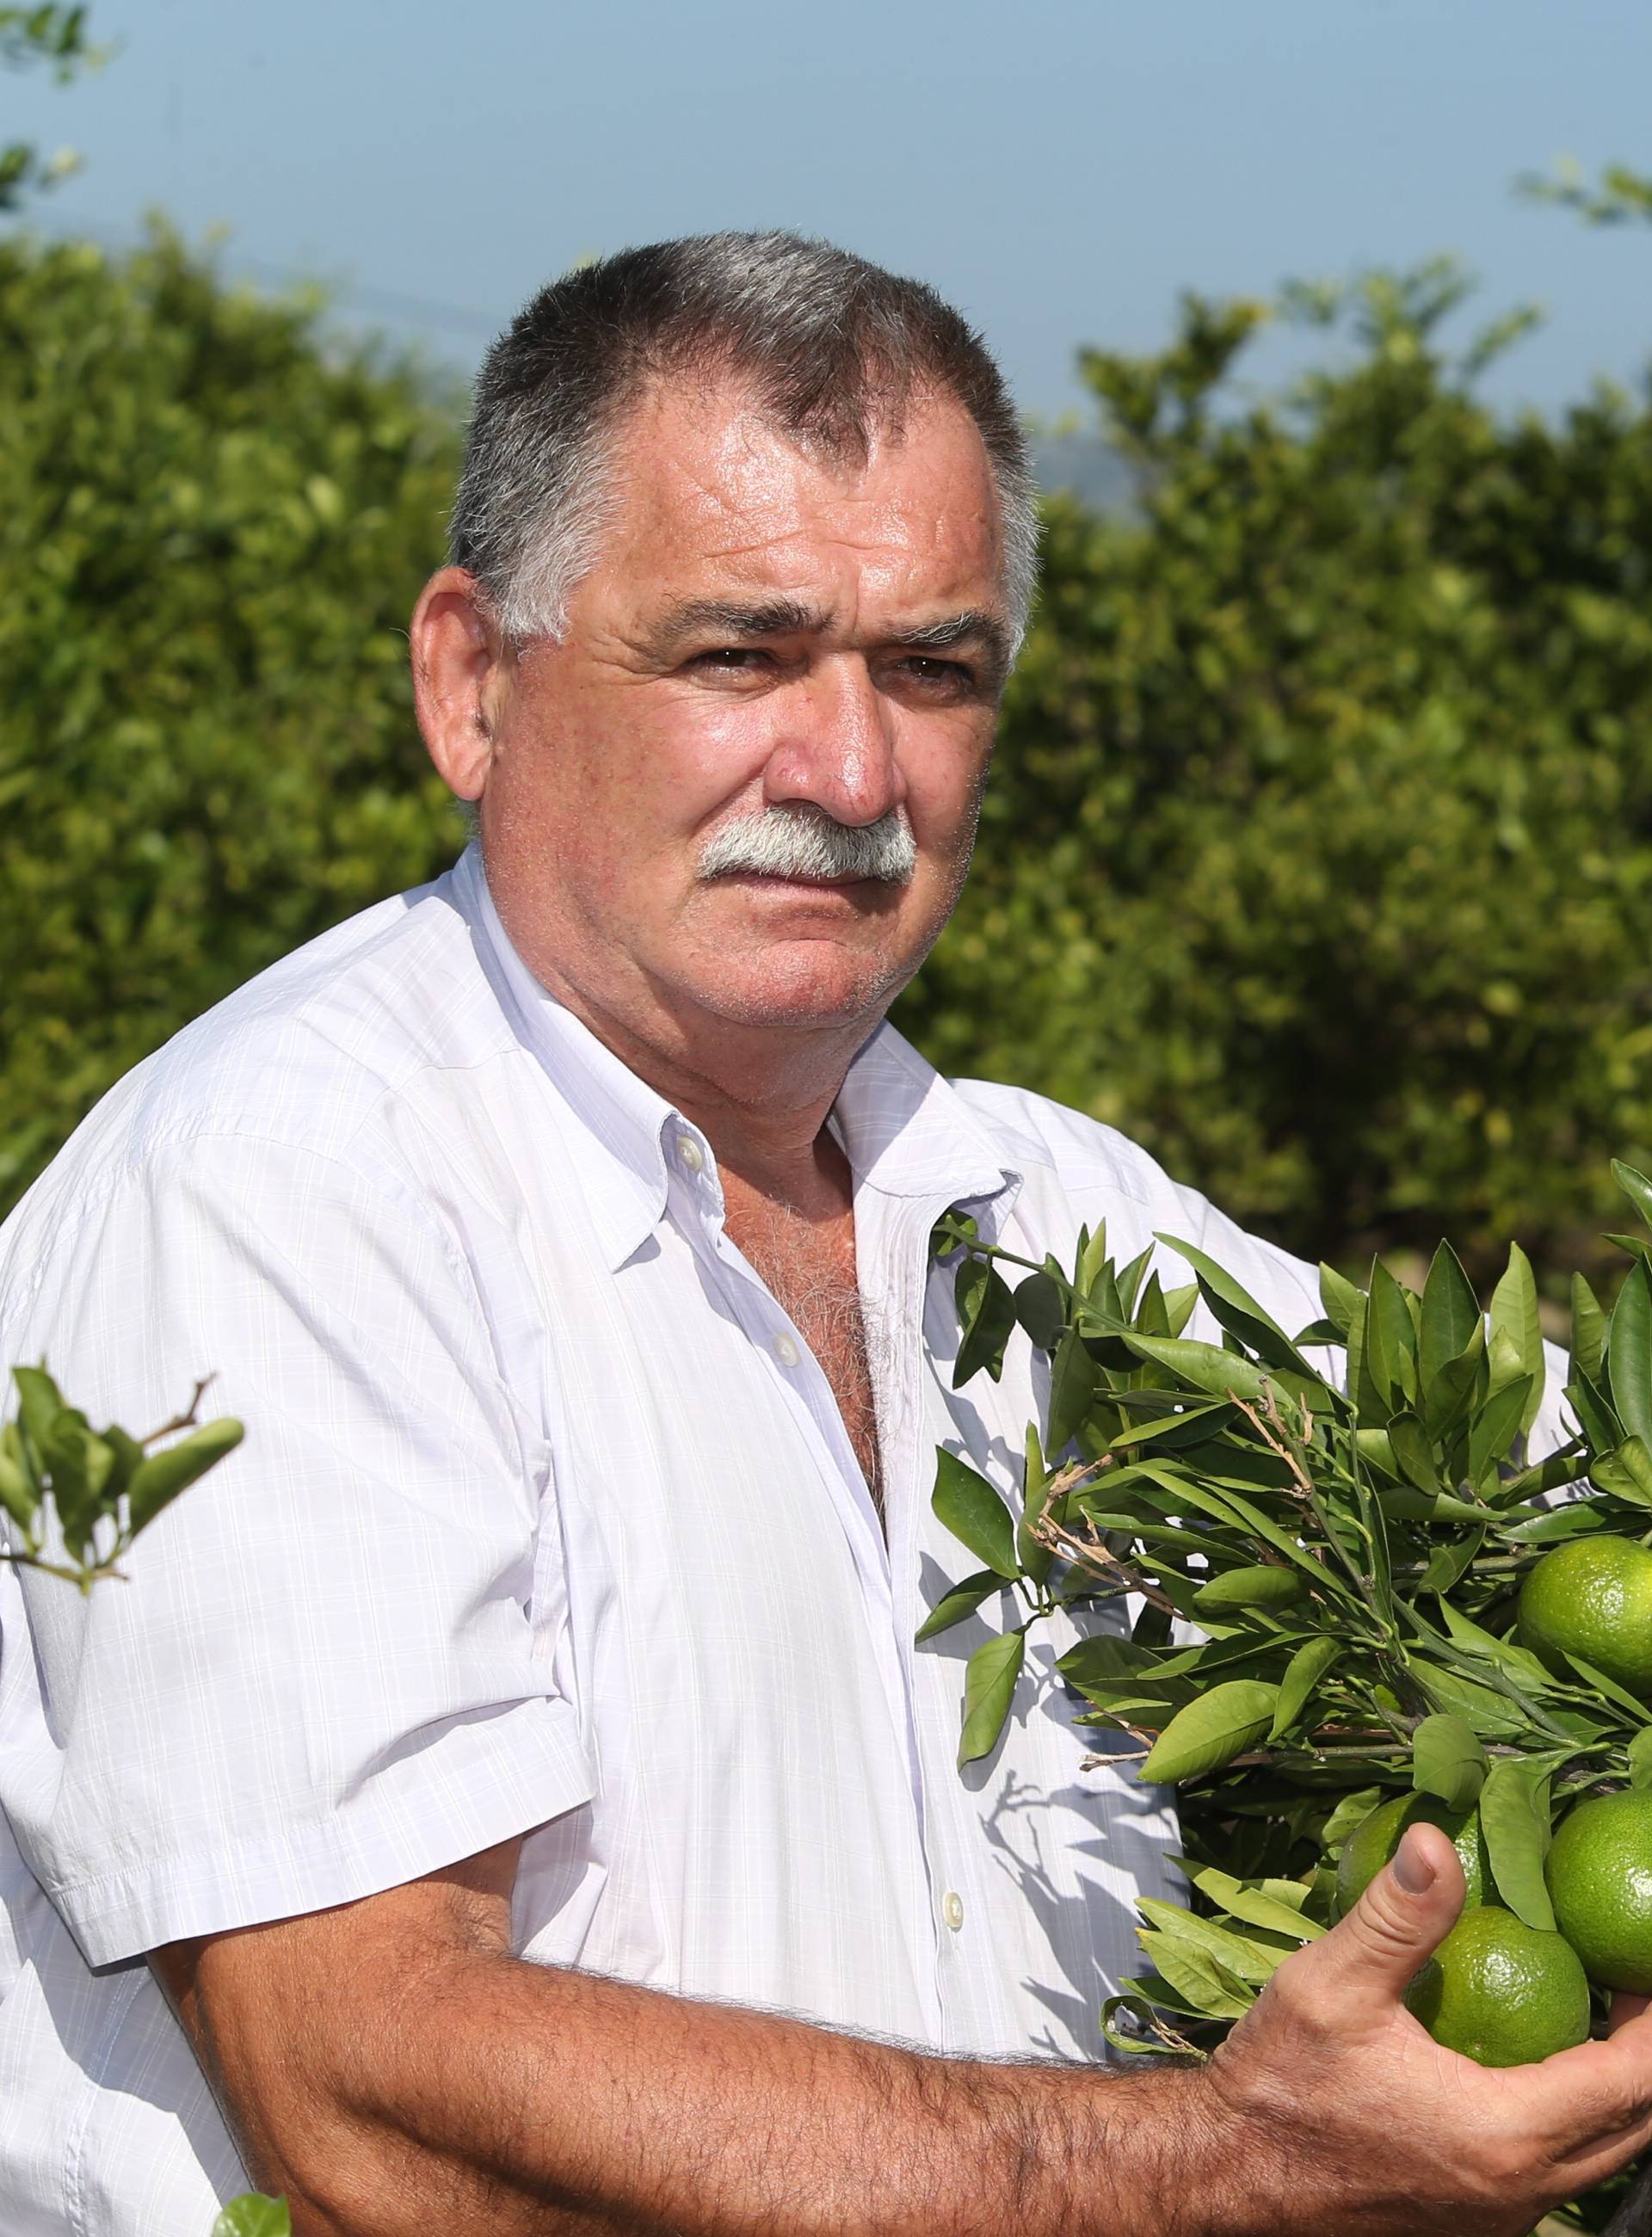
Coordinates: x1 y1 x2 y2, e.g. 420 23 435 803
762 656 906 829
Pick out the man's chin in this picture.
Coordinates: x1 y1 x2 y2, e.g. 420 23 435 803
686 949 908 1034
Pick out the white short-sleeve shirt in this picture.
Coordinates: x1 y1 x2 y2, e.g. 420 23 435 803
0 847 1329 2234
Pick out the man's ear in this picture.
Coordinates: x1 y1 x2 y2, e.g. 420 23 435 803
410 568 506 801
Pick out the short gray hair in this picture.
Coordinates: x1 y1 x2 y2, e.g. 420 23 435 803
449 231 1038 652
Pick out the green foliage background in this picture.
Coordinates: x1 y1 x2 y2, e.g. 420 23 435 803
3 204 1652 1292
897 253 1652 1289
0 228 462 1208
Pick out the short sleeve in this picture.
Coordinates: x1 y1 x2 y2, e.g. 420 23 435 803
0 1135 593 1967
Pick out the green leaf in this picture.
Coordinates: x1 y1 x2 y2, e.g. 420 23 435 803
1502 1500 1613 1544
1608 1260 1652 1450
10 1363 65 1457
1411 1713 1489 1811
1045 1325 1094 1454
1376 1486 1491 1525
1322 1785 1386 1848
1017 1424 1053 1586
1615 1158 1652 1234
1119 1334 1278 1407
1420 1525 1485 1593
915 1568 1004 1642
1489 1242 1544 1437
1413 1661 1527 1737
1318 1262 1365 1339
1268 1636 1342 1741
1386 1411 1440 1493
957 1625 1026 1767
1467 1375 1532 1488
1161 1283 1199 1339
1154 1232 1316 1376
1135 1898 1289 1985
1131 1931 1255 2021
1111 1402 1239 1451
1138 1679 1279 1784
0 1416 41 1532
1183 1865 1326 1943
1013 1268 1066 1353
1190 1563 1307 1616
1114 1246 1154 1319
931 1451 1019 1581
213 2201 293 2237
1433 1599 1555 1686
1057 1633 1168 1692
953 1260 1017 1388
126 1418 244 1533
929 1210 977 1261
1562 1653 1652 1724
1569 1371 1624 1458
1477 1758 1556 1931
1629 1729 1652 1790
1591 1438 1652 1511
1420 1243 1481 1396
1572 1274 1608 1390
1366 1259 1420 1409
1423 1322 1488 1441
1076 1220 1111 1298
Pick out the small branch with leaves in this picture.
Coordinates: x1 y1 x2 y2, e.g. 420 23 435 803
918 1161 1652 2220
0 1363 243 1592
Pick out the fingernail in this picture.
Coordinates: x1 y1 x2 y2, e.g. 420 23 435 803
1393 1827 1437 1895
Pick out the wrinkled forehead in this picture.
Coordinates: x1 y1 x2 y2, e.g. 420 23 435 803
589 373 1008 608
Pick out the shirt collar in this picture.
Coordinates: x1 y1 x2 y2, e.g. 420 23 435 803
455 845 1020 1269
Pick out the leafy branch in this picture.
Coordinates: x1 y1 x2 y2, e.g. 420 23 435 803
0 1362 243 1591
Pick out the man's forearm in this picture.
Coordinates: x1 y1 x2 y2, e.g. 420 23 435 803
229 1949 1231 2237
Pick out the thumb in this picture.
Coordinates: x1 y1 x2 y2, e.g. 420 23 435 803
1299 1821 1466 2022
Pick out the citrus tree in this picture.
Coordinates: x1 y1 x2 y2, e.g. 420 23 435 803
0 3 94 210
895 213 1652 1296
923 1160 1652 2228
0 223 463 1218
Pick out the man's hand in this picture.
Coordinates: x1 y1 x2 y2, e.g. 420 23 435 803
150 1824 1652 2237
1197 1821 1652 2234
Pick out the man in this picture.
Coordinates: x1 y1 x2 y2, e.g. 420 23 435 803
0 231 1649 2237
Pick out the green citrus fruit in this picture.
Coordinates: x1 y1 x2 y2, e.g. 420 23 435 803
1547 1789 1652 1992
1517 1536 1652 1698
1404 1907 1591 2066
1335 1792 1491 1916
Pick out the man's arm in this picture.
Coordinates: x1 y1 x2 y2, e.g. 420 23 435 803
152 1825 1652 2237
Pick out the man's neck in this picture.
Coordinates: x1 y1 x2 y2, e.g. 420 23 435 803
521 953 874 1212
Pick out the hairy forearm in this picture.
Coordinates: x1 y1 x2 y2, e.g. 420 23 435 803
227 1951 1234 2237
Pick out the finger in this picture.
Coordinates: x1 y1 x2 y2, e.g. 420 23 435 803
1286 1823 1465 2024
1612 1992 1652 2032
1513 2018 1652 2158
1545 2112 1652 2204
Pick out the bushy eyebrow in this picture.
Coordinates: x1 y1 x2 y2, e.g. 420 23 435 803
651 595 1012 681
895 608 1012 680
653 595 825 643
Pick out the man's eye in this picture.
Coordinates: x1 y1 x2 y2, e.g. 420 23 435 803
899 656 972 687
693 647 769 672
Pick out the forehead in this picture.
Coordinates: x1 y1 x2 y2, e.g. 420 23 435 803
588 375 1006 613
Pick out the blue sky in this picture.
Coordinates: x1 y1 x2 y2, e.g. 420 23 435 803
9 0 1652 428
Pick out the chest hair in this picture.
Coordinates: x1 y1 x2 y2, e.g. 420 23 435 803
726 1200 893 1523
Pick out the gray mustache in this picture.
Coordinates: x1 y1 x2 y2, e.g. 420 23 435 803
697 804 917 885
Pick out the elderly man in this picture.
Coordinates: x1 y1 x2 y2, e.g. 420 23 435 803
1 231 1649 2237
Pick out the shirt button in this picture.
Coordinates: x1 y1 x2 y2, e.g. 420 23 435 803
942 1891 965 1932
773 1331 801 1368
676 1137 705 1174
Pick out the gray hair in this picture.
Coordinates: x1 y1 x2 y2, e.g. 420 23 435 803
449 231 1039 654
